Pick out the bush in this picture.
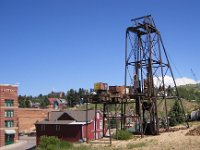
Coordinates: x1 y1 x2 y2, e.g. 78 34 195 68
39 136 60 150
38 136 73 150
59 140 73 149
113 129 132 140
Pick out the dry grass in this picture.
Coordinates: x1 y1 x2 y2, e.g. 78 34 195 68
87 122 200 150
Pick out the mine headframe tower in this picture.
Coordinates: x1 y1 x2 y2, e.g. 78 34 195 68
124 15 189 135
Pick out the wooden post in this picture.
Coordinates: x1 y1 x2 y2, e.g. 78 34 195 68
106 104 112 145
115 103 118 139
103 103 106 137
95 103 97 140
86 99 88 143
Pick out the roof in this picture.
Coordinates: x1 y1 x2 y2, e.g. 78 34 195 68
36 120 73 125
63 110 96 122
49 111 64 121
0 84 18 87
36 109 101 125
59 99 67 103
47 98 67 105
47 98 59 105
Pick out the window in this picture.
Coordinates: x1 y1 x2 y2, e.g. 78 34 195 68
5 120 14 128
41 125 45 131
56 125 60 131
5 100 14 107
5 110 14 118
100 132 103 138
97 113 99 119
99 120 103 130
93 120 98 130
93 132 98 139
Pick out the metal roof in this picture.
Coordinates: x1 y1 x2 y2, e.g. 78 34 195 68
63 110 96 122
36 120 73 125
36 109 100 125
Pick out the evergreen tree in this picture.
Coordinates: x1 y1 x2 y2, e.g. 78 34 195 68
168 100 185 126
67 89 79 106
25 100 31 108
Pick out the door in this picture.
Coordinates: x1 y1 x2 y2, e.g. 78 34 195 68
5 134 14 145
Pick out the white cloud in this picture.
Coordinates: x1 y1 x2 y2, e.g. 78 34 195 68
154 75 198 87
175 77 198 86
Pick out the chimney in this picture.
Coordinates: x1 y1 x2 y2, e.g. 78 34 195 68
48 112 51 121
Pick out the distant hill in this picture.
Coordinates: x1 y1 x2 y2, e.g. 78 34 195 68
179 83 200 90
177 83 200 101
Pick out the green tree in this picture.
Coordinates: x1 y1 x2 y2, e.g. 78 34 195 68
166 85 173 96
109 117 117 128
39 96 50 108
18 95 28 108
168 100 185 126
25 100 30 108
67 89 79 106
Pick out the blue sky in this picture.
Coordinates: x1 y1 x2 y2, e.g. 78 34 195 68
0 0 200 96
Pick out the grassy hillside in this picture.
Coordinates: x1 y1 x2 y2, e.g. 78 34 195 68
178 84 200 102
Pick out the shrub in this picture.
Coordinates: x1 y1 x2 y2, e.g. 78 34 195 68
38 136 73 150
113 129 132 140
38 136 60 150
59 140 73 149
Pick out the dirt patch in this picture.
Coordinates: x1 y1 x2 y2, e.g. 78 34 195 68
186 125 200 136
160 126 188 133
18 108 52 133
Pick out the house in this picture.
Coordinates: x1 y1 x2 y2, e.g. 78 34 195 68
35 109 106 145
30 101 40 108
47 98 67 109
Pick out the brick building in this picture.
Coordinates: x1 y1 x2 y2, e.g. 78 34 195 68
0 84 18 147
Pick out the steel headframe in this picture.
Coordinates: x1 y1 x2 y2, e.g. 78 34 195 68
124 15 189 135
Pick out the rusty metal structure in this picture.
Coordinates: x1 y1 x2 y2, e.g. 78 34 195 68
86 15 189 144
124 15 189 135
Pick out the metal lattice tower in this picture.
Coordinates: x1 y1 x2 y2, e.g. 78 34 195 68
125 15 189 135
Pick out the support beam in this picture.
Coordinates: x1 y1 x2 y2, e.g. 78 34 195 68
86 99 88 143
94 103 97 140
115 103 118 139
103 103 106 137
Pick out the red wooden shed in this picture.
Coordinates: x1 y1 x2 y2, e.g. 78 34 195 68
35 110 106 145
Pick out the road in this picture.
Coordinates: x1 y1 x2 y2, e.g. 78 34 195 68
1 135 36 150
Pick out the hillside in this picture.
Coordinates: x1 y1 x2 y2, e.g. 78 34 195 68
78 122 200 150
178 84 200 102
18 108 52 133
179 83 200 91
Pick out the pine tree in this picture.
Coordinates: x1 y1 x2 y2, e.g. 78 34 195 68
168 100 185 126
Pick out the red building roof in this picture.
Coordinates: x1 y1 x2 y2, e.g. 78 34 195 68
47 98 59 105
36 110 100 125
